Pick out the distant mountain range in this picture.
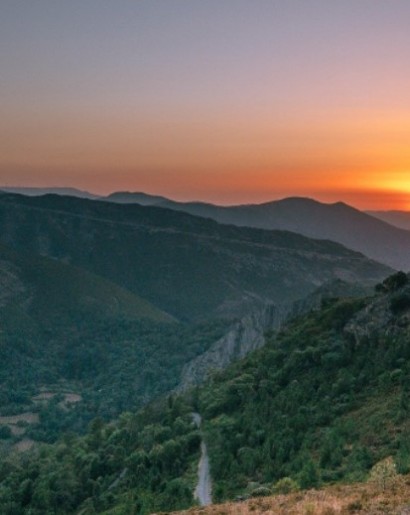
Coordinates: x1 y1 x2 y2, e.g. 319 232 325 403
4 188 410 271
106 192 410 271
0 186 99 199
367 210 410 231
0 192 389 321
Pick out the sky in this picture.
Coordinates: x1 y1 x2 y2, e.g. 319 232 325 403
1 1 410 209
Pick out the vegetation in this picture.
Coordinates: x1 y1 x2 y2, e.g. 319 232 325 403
0 193 390 320
197 293 410 501
0 313 227 444
1 277 410 513
0 243 228 444
0 398 201 514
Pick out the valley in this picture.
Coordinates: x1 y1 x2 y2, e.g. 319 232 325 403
1 267 410 514
0 191 408 514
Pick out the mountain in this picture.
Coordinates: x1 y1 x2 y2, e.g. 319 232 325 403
106 190 170 205
368 209 410 231
0 193 390 321
0 186 99 199
2 272 410 514
0 241 173 326
106 192 410 271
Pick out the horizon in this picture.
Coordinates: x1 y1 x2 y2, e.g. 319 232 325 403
1 184 409 212
1 2 410 210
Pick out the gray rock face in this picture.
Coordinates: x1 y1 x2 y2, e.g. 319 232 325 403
178 280 372 391
178 303 292 390
345 282 410 343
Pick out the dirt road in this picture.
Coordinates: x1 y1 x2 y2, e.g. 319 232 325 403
192 413 212 506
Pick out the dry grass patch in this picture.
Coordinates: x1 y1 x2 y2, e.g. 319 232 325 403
170 475 410 514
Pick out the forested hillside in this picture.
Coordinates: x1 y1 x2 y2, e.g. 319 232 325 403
1 273 410 514
106 193 410 270
0 243 227 447
0 193 390 321
198 272 410 501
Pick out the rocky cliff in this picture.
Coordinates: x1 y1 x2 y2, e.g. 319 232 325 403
178 280 370 390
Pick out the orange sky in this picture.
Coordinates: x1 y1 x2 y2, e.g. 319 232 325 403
2 105 409 209
1 2 410 210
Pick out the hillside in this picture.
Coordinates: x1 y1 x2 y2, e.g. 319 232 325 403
107 192 410 271
0 193 391 321
0 242 173 326
172 478 410 515
2 273 410 514
195 272 410 502
0 243 227 445
368 210 410 231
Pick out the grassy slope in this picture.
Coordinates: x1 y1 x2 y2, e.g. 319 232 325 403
0 242 173 326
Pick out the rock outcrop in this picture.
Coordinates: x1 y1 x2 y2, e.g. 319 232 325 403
178 280 371 390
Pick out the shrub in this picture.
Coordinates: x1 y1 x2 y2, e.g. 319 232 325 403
250 486 271 497
368 457 398 492
380 272 409 293
273 477 299 494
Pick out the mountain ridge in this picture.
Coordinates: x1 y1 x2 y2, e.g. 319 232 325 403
0 186 99 199
368 209 410 231
0 193 390 321
105 191 410 270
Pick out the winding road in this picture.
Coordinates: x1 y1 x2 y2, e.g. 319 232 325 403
192 412 212 506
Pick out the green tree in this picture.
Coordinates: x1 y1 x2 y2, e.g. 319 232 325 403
299 458 320 489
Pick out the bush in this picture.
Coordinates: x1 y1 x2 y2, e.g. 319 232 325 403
378 272 409 293
250 486 271 497
368 457 398 492
273 477 299 494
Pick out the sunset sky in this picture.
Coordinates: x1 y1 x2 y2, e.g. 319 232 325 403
1 1 410 209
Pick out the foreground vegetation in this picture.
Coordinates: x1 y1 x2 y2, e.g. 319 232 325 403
1 273 410 513
0 397 201 514
198 275 410 501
